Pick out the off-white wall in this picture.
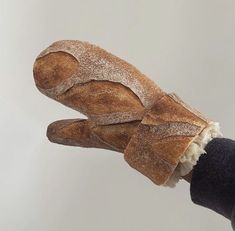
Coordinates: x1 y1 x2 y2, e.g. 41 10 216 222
1 0 235 230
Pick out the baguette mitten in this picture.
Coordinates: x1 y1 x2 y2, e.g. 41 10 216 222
33 40 222 187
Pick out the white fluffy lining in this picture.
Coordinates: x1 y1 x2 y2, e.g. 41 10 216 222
164 122 223 188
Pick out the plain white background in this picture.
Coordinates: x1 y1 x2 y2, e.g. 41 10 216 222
1 0 235 230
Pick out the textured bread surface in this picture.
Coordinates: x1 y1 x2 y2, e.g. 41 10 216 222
124 93 210 185
33 52 79 89
34 40 165 125
47 119 140 152
34 40 220 187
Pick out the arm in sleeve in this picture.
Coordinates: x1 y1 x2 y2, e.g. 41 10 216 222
190 138 235 229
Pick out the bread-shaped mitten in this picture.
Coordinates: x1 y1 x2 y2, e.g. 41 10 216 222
33 40 165 125
33 40 222 187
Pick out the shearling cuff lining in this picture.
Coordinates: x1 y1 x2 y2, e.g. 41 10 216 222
165 122 222 187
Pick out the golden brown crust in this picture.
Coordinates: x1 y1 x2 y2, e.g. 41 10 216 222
33 52 79 89
124 93 210 185
56 80 145 124
124 129 176 184
93 121 140 151
46 119 108 148
36 40 164 107
33 40 165 125
47 119 140 152
142 93 209 127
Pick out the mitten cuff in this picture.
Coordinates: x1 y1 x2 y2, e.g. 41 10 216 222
124 93 222 187
166 121 222 187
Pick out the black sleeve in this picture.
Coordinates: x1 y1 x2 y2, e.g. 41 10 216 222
232 206 235 230
190 138 235 230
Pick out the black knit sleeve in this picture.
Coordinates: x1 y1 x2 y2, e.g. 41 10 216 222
190 138 235 230
232 205 235 230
